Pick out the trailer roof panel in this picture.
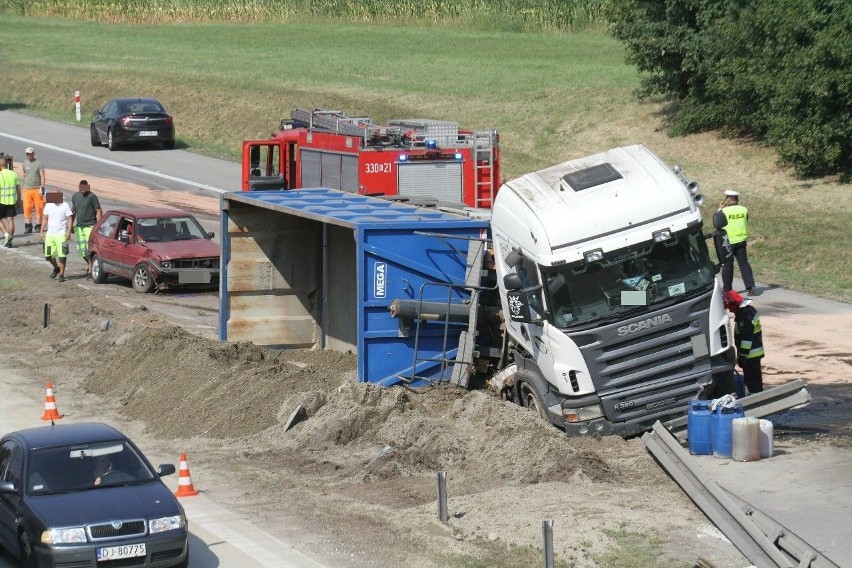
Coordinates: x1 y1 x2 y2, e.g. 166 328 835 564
223 188 479 229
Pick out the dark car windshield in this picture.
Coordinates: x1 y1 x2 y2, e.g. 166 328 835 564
543 227 716 328
27 441 156 495
137 216 207 243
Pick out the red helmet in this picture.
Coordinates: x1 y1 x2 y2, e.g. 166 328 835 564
723 290 743 311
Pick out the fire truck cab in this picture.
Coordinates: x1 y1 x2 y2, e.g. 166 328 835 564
241 108 501 208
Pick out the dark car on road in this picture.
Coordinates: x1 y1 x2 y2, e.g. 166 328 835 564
0 422 188 568
90 97 175 151
89 207 220 293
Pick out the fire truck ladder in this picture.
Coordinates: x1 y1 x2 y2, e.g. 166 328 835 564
473 130 497 208
290 108 375 140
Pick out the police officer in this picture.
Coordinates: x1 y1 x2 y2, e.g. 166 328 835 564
724 290 764 394
719 189 756 294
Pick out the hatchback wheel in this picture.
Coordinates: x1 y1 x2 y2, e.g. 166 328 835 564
132 264 154 293
107 128 117 151
90 125 101 147
164 139 175 150
91 255 108 284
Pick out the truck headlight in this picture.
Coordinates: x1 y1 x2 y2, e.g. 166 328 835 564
561 403 605 423
42 527 86 544
149 514 186 534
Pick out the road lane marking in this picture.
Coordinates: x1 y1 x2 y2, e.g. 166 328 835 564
0 132 229 194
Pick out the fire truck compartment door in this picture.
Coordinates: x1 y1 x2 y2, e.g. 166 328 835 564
398 162 462 202
301 149 358 193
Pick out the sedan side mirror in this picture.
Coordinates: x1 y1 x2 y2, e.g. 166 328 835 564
0 481 17 494
206 231 215 239
157 464 176 477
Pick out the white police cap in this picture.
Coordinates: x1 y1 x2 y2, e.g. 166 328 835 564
724 189 740 197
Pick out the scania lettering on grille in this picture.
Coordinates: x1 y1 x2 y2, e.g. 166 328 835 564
646 397 677 410
616 313 673 336
374 262 387 299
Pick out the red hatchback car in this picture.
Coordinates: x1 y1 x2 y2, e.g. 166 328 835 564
88 208 220 293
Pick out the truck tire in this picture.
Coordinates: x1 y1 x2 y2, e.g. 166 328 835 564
90 125 101 147
519 380 546 420
132 264 155 293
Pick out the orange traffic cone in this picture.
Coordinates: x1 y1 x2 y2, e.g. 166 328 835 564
174 453 199 497
41 382 63 421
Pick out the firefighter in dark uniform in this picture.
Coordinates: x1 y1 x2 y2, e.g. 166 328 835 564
724 290 764 394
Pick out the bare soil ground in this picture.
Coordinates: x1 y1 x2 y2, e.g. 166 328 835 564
0 171 849 567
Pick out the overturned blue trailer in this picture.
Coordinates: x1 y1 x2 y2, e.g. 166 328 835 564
220 188 489 386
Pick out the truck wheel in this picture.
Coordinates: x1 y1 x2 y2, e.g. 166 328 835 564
107 128 117 151
90 125 101 147
519 381 546 419
132 264 154 293
91 255 108 284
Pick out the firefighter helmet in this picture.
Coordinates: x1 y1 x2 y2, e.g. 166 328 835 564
723 290 743 312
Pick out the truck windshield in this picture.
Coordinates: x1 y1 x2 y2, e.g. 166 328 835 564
543 228 715 328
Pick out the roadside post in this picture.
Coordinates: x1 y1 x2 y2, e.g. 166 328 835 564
74 91 81 122
436 471 448 523
542 520 554 568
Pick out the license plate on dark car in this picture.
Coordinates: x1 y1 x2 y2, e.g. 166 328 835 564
139 131 158 136
97 543 146 561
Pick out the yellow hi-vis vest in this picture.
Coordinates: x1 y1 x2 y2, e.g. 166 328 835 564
0 170 19 205
723 204 748 244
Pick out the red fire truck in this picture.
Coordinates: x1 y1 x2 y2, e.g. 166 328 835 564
241 108 501 208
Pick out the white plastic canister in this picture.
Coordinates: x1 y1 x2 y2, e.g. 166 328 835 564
732 417 761 462
759 419 774 458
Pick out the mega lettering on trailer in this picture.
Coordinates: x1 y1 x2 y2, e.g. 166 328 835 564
241 108 501 208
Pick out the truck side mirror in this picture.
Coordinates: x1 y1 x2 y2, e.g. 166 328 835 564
705 230 732 274
506 290 533 323
503 272 523 290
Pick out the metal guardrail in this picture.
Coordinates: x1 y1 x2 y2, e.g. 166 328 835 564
643 421 839 568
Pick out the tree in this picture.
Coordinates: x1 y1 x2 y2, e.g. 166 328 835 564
608 0 852 178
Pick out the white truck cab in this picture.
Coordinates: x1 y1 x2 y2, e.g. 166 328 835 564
492 145 731 436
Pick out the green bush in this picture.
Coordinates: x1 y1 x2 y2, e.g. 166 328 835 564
608 0 852 179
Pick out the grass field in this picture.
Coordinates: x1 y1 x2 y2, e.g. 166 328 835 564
0 16 849 302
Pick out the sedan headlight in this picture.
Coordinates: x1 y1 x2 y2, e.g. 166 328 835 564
41 527 87 544
149 514 186 534
161 261 172 269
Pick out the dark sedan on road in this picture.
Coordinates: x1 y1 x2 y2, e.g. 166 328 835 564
89 207 220 293
0 422 188 568
90 97 175 151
